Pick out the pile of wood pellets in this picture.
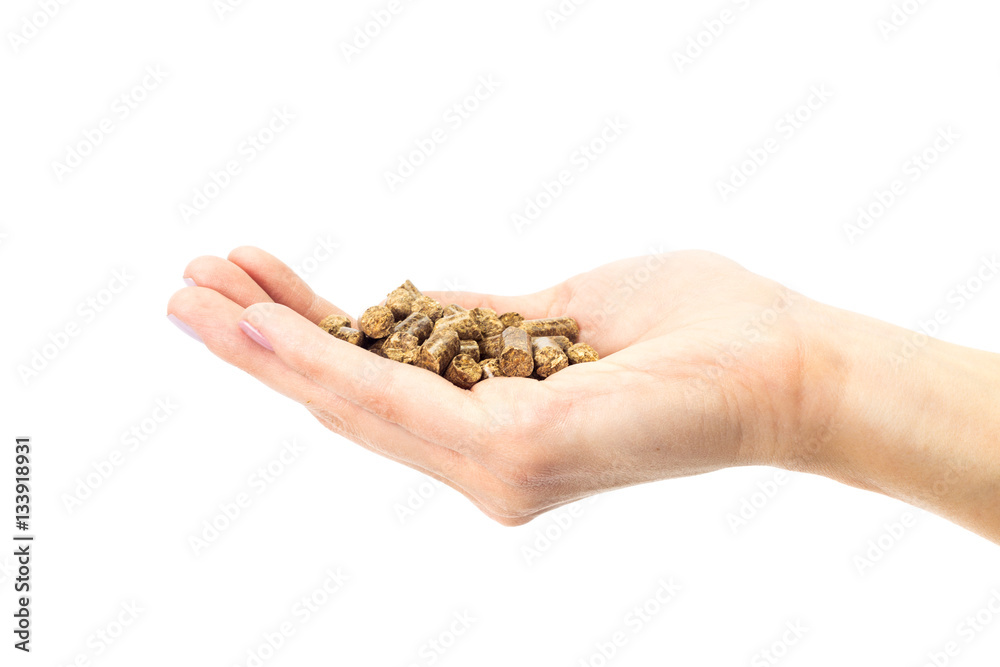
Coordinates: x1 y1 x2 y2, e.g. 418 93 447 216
317 280 599 389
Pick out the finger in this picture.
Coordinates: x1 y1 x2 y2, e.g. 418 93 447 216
227 245 349 324
168 285 329 404
241 301 491 457
228 245 567 325
182 255 275 308
169 283 580 525
168 286 501 506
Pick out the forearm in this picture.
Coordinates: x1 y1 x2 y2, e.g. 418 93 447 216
789 303 1000 543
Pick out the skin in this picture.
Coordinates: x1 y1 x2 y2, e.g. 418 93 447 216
167 247 1000 542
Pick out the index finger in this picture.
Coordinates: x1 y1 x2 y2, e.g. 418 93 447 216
228 245 350 325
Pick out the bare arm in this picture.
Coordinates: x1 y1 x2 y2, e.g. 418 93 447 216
167 247 1000 543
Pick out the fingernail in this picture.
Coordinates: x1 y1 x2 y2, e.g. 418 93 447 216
168 314 204 343
183 277 197 287
239 320 273 351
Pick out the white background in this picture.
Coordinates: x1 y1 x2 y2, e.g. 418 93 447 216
3 0 1000 665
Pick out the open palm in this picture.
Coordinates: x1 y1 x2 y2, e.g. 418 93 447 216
169 247 823 525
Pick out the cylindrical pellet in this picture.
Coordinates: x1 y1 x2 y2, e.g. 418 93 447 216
532 337 569 378
386 288 415 321
382 332 420 364
392 312 433 343
350 280 599 386
414 329 460 375
498 312 524 328
399 279 423 297
367 336 387 356
442 303 467 318
498 326 533 377
318 314 351 334
479 358 501 379
459 339 481 362
517 317 580 342
359 305 395 339
471 307 504 338
547 335 572 351
332 326 365 347
412 295 444 322
433 311 482 341
445 354 482 389
567 342 599 364
480 334 503 359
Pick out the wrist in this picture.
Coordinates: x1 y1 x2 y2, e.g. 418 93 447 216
779 300 1000 541
758 297 858 475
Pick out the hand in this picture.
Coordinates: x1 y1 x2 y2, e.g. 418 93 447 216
166 247 826 525
167 247 1000 543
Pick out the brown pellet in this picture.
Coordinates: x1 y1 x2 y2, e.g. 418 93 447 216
382 332 420 364
412 295 444 322
479 357 501 379
414 328 461 375
399 279 423 297
432 311 482 341
498 312 524 328
459 339 481 362
471 307 505 338
445 354 482 389
547 335 572 351
567 342 600 364
480 334 503 359
385 288 415 321
359 305 395 339
392 312 433 344
318 314 351 334
331 326 366 347
532 337 569 378
498 326 533 377
314 280 599 390
517 317 580 342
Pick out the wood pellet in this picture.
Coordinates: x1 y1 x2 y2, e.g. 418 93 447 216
316 280 600 389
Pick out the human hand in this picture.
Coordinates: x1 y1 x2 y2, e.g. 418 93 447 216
167 247 1000 542
167 247 829 525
